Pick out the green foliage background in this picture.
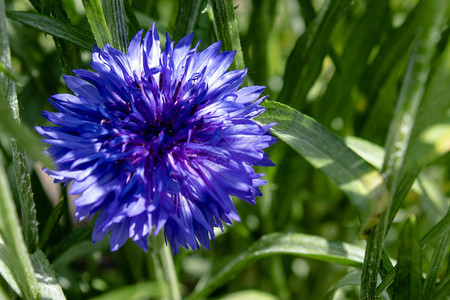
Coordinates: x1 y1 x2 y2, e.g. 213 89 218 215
0 0 449 299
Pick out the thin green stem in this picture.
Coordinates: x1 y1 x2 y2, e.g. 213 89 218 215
158 235 181 300
150 235 181 300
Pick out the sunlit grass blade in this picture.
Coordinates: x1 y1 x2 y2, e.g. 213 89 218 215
82 0 112 48
424 233 449 298
6 11 95 50
207 0 245 71
0 160 39 299
1 3 39 253
102 0 128 53
278 0 351 108
393 218 422 299
257 101 389 236
186 232 365 300
31 250 65 299
173 0 202 41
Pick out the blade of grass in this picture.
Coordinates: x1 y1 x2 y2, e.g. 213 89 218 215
102 0 128 53
392 217 422 299
424 233 449 298
278 0 351 108
7 11 95 51
256 101 389 236
173 0 203 41
38 200 64 250
82 0 112 48
319 0 389 126
0 159 39 299
361 2 448 298
1 3 39 253
0 236 22 297
186 232 365 300
376 210 450 297
207 0 245 72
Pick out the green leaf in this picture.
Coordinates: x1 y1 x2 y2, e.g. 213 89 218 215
31 250 66 299
420 209 450 251
39 200 64 250
278 0 351 108
325 270 362 300
48 227 92 262
82 0 112 48
318 0 389 126
424 233 449 298
257 101 389 236
362 2 449 298
6 11 95 50
173 0 203 41
88 282 168 300
393 217 422 300
186 232 365 300
207 0 245 72
1 4 39 253
102 0 128 53
217 290 278 300
0 237 22 297
0 160 39 299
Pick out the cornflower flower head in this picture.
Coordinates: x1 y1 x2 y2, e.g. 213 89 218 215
36 24 276 254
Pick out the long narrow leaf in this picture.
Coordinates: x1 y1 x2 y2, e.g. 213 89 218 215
207 0 245 71
187 232 365 300
257 101 389 236
102 0 128 53
1 4 39 253
393 218 422 299
278 0 351 108
82 0 112 48
0 159 39 299
7 11 95 50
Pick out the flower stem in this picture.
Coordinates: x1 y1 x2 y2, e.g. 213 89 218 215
152 234 181 300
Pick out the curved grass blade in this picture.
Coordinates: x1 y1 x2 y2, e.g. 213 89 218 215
186 232 365 300
6 11 95 50
257 101 389 236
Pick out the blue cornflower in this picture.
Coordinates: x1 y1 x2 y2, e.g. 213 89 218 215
36 24 276 254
